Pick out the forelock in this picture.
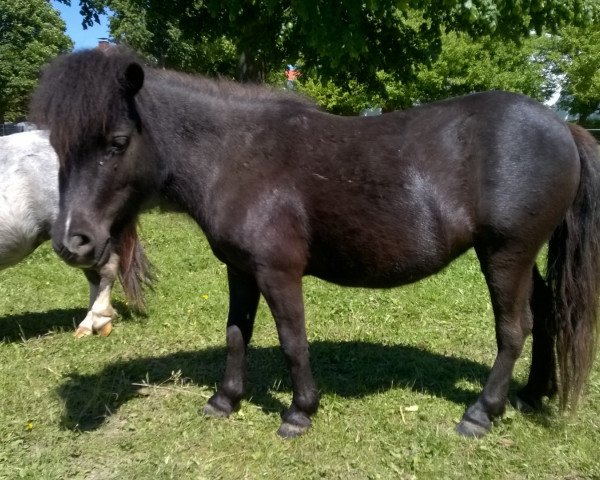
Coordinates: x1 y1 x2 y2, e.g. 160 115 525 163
29 47 142 164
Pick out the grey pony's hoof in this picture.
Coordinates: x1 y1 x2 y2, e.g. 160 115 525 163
277 421 310 438
203 402 230 418
455 419 491 438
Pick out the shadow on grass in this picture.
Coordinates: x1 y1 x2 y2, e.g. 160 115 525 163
0 308 87 341
57 341 524 431
0 301 135 342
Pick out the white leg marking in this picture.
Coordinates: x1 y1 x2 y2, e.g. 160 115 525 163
90 285 113 331
75 252 119 338
78 311 94 332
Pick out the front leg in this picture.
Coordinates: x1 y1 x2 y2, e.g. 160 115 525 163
76 252 120 338
256 268 319 438
204 267 260 417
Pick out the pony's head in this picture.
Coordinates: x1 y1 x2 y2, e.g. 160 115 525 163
30 48 155 269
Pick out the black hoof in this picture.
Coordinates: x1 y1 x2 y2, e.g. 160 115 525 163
456 404 493 439
514 384 551 413
455 419 490 438
277 421 310 438
513 394 539 413
203 402 230 418
278 406 312 438
203 393 236 418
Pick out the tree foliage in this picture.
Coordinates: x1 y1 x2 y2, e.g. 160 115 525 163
299 32 553 114
552 22 600 123
99 0 239 76
65 0 595 83
0 0 72 122
62 0 599 116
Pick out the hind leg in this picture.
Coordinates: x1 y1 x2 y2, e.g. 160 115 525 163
515 266 558 411
75 252 119 338
456 247 534 437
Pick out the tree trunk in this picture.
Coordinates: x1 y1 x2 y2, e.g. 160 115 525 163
237 50 265 83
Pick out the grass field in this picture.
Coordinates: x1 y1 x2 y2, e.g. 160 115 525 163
1 210 600 479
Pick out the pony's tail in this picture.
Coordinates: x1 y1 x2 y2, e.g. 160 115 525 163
116 222 154 312
547 124 600 410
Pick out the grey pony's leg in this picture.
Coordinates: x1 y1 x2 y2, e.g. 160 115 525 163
75 252 120 338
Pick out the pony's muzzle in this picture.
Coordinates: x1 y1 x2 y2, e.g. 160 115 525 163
53 228 102 268
56 231 94 265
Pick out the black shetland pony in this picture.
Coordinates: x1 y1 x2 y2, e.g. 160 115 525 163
31 48 600 438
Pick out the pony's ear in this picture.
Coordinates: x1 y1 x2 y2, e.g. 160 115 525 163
121 62 144 96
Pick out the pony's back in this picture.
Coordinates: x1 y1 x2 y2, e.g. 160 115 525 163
0 131 59 268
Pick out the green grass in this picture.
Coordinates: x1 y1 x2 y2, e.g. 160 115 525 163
1 210 600 479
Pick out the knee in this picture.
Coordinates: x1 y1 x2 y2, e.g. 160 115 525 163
521 309 533 335
498 322 528 358
280 341 310 366
226 326 246 355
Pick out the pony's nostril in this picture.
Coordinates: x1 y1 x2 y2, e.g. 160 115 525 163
71 234 90 248
66 233 93 255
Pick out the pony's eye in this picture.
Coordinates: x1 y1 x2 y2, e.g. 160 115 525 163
111 136 129 153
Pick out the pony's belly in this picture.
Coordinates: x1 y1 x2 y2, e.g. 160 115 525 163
305 244 459 288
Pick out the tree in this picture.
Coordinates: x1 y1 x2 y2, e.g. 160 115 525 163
62 0 599 116
65 0 596 85
0 0 72 122
404 32 554 105
299 31 554 114
551 23 600 124
107 0 239 76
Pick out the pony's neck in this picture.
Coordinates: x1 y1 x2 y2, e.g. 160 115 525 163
138 74 230 227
